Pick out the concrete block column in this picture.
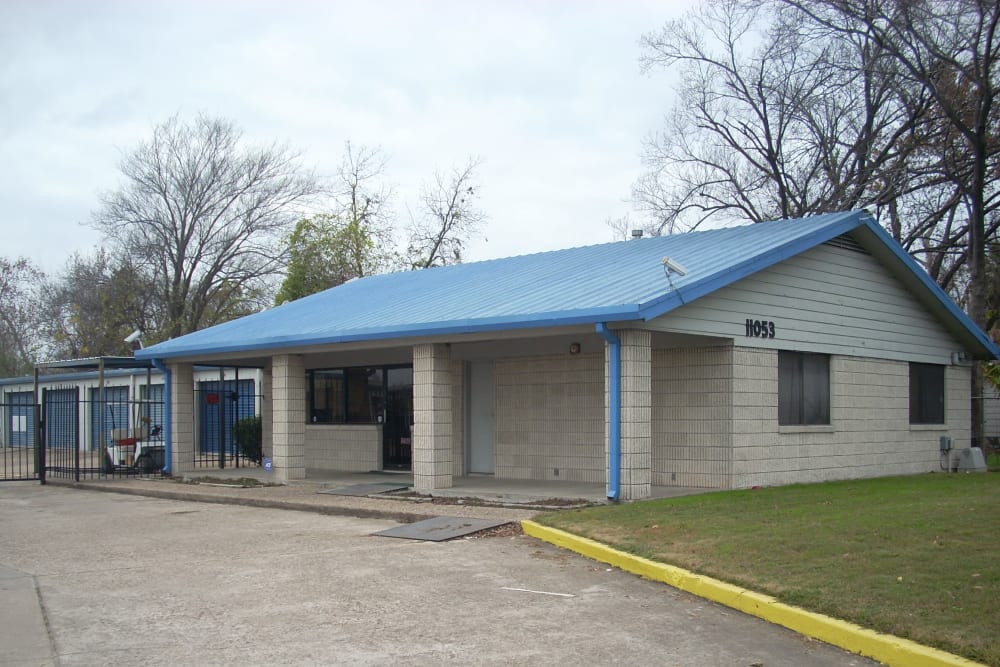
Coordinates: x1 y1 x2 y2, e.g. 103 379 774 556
169 363 195 474
607 329 652 500
413 343 453 491
271 354 306 481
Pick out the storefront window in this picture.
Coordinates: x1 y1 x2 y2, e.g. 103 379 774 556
310 370 345 423
308 367 392 424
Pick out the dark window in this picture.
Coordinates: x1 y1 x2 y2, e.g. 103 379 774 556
910 363 945 424
308 367 391 424
778 351 830 425
310 370 345 423
346 367 384 422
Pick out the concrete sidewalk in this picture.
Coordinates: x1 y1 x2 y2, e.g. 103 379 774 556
0 564 55 665
44 469 711 524
45 474 545 524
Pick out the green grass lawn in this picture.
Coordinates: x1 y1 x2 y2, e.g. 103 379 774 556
536 474 1000 666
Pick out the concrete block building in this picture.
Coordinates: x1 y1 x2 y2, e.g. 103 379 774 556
134 211 999 500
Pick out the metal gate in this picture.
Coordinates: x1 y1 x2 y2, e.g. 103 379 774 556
43 386 83 479
194 377 260 469
0 395 41 481
38 384 166 482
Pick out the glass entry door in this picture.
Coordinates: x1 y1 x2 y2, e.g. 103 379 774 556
382 367 413 469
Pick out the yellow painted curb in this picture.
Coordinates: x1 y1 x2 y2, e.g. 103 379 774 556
521 520 984 667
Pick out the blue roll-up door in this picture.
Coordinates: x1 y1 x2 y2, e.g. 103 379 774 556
6 391 35 446
90 386 130 451
44 388 79 450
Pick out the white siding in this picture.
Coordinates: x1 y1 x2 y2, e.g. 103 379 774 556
648 243 963 364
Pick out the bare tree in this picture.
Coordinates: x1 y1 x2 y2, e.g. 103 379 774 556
332 142 399 275
275 143 400 304
93 114 319 339
635 0 928 235
407 158 486 269
0 257 45 375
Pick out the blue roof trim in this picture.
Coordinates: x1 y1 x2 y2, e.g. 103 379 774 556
636 211 866 321
857 219 1000 359
136 305 644 359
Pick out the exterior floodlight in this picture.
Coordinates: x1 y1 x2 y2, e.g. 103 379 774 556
124 329 143 348
660 256 688 276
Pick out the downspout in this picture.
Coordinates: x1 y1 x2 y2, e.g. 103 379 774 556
596 323 620 501
150 359 172 474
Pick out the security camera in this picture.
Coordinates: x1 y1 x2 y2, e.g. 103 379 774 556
660 256 688 276
124 329 143 346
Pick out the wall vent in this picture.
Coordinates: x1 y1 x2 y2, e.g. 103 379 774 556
824 234 869 254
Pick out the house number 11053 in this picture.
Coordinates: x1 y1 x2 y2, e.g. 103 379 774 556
745 319 776 338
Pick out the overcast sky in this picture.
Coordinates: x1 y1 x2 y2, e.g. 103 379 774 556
1 0 692 273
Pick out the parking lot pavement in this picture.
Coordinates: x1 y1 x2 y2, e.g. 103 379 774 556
0 483 877 666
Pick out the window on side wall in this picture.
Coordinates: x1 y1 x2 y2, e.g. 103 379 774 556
778 351 830 425
909 363 945 424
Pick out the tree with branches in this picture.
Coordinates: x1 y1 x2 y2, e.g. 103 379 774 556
42 249 157 358
634 0 930 235
275 143 398 304
408 158 486 269
0 256 45 375
93 114 319 339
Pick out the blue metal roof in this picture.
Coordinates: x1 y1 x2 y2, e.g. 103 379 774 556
136 210 999 360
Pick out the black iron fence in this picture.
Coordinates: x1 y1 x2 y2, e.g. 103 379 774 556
38 385 166 481
0 397 41 481
2 374 265 481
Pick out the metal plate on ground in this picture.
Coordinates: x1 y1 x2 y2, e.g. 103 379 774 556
374 516 509 542
318 483 410 497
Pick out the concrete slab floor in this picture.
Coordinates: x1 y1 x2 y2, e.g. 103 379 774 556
171 467 711 505
0 483 877 667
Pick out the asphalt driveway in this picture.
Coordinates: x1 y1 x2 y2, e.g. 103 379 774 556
0 483 875 666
